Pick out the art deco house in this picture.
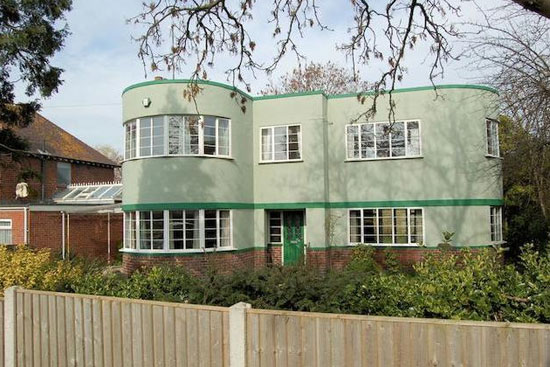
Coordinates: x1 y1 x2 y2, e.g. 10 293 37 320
121 79 503 273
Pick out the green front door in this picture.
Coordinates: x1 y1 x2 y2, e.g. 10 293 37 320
283 211 305 265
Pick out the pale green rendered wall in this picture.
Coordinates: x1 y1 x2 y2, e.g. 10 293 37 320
121 81 502 250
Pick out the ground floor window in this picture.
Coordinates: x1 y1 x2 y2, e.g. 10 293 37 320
124 210 232 251
490 206 503 242
0 219 12 244
268 211 283 243
349 208 423 245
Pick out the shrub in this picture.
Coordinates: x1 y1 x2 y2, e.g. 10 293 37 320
0 245 83 295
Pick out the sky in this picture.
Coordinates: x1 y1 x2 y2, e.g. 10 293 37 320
18 0 503 152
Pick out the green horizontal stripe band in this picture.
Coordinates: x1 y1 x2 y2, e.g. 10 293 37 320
122 199 503 211
122 79 499 100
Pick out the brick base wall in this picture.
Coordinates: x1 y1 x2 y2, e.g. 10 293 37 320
122 245 489 275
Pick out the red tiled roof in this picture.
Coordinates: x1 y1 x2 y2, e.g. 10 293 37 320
11 113 118 167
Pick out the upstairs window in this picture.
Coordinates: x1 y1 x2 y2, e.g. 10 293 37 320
486 118 500 157
0 220 12 244
56 162 71 187
346 120 421 160
490 206 503 242
261 125 301 162
124 115 231 159
124 120 137 159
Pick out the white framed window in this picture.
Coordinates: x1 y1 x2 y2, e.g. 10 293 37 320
260 125 302 162
486 118 500 157
348 208 423 245
0 220 12 244
124 115 231 159
124 209 232 251
268 211 283 243
346 120 421 160
490 206 503 242
124 120 137 159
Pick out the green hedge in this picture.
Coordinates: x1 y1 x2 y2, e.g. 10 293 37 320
67 245 550 323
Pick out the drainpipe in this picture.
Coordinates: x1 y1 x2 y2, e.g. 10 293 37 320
67 213 70 258
107 212 111 264
23 207 28 244
61 212 65 260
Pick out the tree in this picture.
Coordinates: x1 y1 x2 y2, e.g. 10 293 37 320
130 0 550 120
95 145 123 181
261 62 371 95
465 11 550 251
0 0 72 154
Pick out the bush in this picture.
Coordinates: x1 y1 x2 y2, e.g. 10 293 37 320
2 243 549 323
0 245 83 295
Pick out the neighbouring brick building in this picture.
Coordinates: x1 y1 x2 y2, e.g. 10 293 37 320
0 113 123 261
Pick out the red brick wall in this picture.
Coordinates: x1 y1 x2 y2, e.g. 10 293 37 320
122 245 488 275
0 209 26 244
0 156 115 203
28 211 123 262
122 249 267 275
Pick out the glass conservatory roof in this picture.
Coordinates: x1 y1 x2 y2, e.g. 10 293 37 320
53 183 122 204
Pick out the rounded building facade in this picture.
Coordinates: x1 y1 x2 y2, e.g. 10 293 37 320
121 79 503 273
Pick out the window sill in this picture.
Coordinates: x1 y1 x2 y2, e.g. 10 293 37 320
345 155 423 162
122 154 234 163
346 243 421 247
259 159 303 165
120 247 236 254
485 155 503 160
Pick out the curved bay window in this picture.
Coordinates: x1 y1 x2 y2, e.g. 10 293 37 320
123 210 232 252
124 115 231 160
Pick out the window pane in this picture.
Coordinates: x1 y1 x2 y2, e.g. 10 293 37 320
375 123 390 158
409 209 423 243
346 125 360 159
204 210 218 248
185 210 200 249
269 211 282 243
393 209 408 243
360 124 375 159
261 128 273 161
406 121 420 156
57 162 71 186
152 116 164 155
288 125 301 160
390 122 405 157
140 118 152 156
490 206 502 242
139 211 151 249
362 209 377 243
124 213 136 249
169 211 184 249
168 116 183 154
151 211 164 249
204 116 217 155
0 220 12 244
125 121 137 159
274 126 288 161
218 119 230 156
219 210 231 247
378 209 393 243
184 117 200 154
349 210 362 243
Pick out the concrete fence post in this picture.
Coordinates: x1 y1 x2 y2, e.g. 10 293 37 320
4 286 20 367
229 302 251 367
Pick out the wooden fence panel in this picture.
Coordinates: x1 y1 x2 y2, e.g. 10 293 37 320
6 288 229 367
247 309 550 367
0 298 3 367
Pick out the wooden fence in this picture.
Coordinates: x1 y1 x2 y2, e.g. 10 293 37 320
3 287 550 366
